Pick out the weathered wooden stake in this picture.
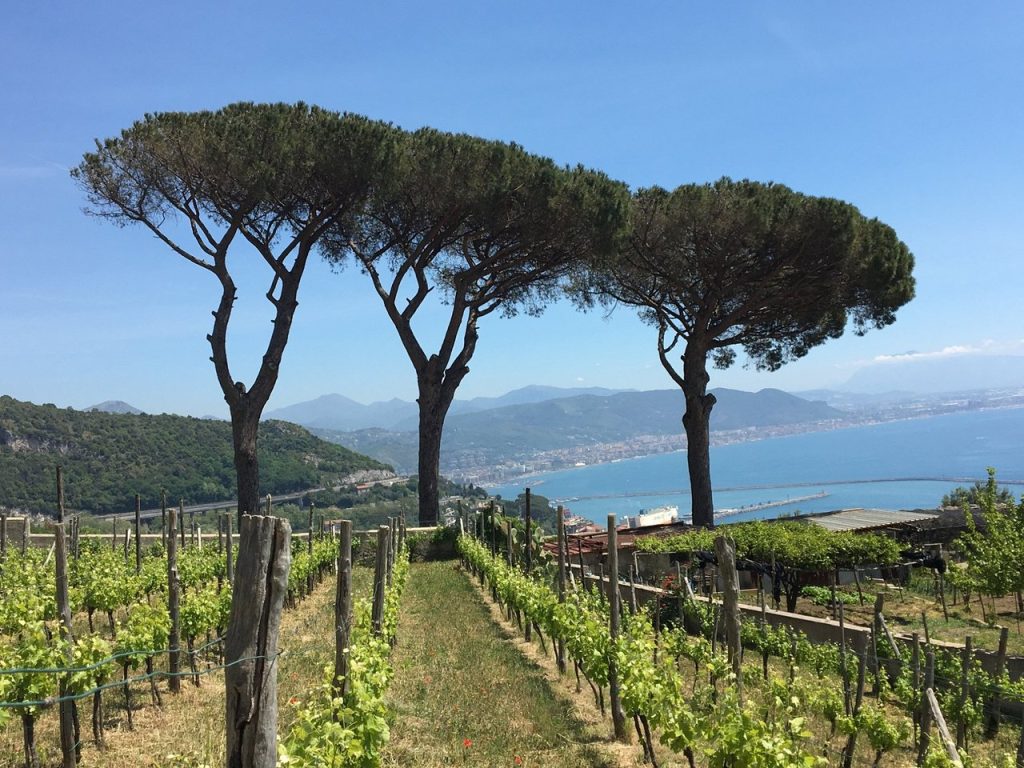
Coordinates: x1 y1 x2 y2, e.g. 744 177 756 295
984 626 1009 738
226 513 235 584
371 525 389 636
607 514 629 742
179 500 186 550
167 508 181 694
714 535 743 702
1 511 8 561
134 493 142 574
957 636 972 748
225 515 291 768
926 688 964 767
160 489 167 549
333 520 352 702
556 506 567 674
56 468 76 768
917 651 935 765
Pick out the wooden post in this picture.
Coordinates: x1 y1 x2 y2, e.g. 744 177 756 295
179 500 186 550
371 525 389 637
160 489 167 550
984 626 1009 738
0 512 6 561
226 512 235 584
218 512 224 553
556 507 567 674
384 518 394 589
926 688 964 767
957 636 972 748
715 535 743 701
135 493 142 574
607 514 629 742
55 468 76 768
921 611 931 646
307 502 314 555
225 515 291 768
918 651 935 765
839 599 851 716
167 507 181 694
265 494 272 516
872 593 884 695
524 488 532 574
112 516 117 551
333 521 353 701
912 633 922 740
524 490 533 642
628 566 638 614
488 501 497 557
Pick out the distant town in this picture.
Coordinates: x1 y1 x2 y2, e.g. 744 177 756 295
452 387 1024 486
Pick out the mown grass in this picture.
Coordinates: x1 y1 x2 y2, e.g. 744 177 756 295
383 561 631 768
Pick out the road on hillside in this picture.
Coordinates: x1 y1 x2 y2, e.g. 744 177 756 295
95 487 324 522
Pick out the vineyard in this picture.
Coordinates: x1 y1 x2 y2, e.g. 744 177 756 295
3 481 1024 767
0 499 409 768
457 504 1024 768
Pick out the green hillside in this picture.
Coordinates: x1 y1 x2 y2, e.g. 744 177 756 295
0 396 389 515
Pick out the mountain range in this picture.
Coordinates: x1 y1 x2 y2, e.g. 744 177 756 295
301 387 843 474
265 385 627 431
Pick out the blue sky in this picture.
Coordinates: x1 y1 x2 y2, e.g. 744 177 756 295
2 2 1022 417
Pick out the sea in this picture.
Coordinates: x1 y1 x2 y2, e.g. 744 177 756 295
491 407 1024 526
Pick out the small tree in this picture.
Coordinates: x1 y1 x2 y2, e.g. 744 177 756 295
74 103 396 524
328 129 628 525
595 179 914 527
954 468 1024 606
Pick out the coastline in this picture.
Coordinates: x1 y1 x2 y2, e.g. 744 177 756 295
481 401 1024 492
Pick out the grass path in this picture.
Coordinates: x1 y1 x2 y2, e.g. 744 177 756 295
382 561 637 768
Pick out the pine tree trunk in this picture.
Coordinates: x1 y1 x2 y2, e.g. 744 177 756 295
681 345 716 529
415 365 460 527
231 408 261 527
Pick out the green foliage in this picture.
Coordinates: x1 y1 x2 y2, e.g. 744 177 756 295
952 468 1024 600
943 480 1014 508
279 547 410 767
635 520 901 570
800 585 857 607
0 395 388 514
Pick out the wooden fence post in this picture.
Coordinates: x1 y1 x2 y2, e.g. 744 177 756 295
167 507 181 694
1 512 6 561
161 489 167 550
135 493 142 574
984 626 1009 738
225 515 291 768
607 514 629 742
917 651 935 765
371 525 390 637
926 688 964 767
556 506 567 674
226 512 234 585
715 535 743 702
334 520 353 701
179 500 186 550
56 468 76 768
957 636 972 749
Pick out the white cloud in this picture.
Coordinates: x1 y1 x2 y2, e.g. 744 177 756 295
871 339 1023 364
